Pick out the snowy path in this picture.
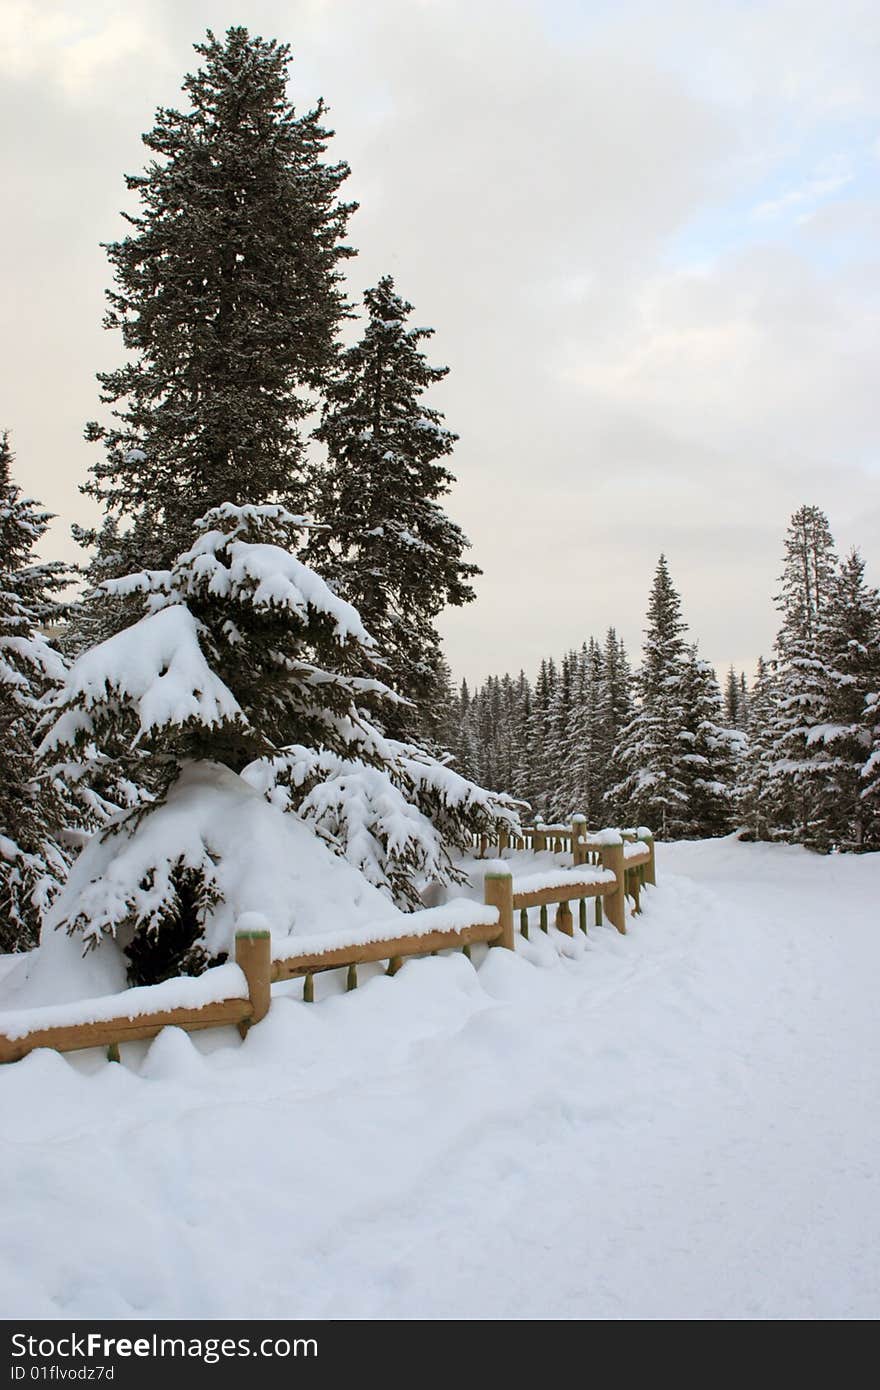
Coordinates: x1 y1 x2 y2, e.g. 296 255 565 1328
2 838 879 1320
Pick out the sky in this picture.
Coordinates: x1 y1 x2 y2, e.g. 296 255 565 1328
2 0 879 688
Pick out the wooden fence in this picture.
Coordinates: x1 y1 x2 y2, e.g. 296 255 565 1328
0 825 655 1066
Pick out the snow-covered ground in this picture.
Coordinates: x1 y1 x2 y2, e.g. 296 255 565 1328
2 836 879 1320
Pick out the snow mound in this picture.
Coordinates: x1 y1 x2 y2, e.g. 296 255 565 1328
0 761 401 1011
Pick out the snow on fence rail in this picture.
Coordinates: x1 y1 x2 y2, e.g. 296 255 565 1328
474 816 656 918
0 826 656 1065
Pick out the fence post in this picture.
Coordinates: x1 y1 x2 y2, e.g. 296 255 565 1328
571 813 587 866
484 869 515 950
555 901 574 935
638 828 656 886
599 837 626 935
235 925 272 1029
534 821 547 852
629 867 641 914
498 827 509 855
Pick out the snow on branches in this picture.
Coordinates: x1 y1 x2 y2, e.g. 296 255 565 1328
243 738 523 909
0 432 71 949
40 504 398 792
40 604 246 759
37 502 509 975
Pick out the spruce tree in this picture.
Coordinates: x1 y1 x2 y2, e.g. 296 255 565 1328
511 672 535 809
723 667 740 728
764 505 837 844
80 27 356 600
561 644 593 820
0 433 70 949
531 658 557 820
678 653 742 836
309 276 479 736
863 691 880 833
738 672 750 731
455 679 480 781
735 657 778 840
548 650 576 817
478 676 503 790
600 628 633 823
497 674 520 796
565 640 611 826
42 505 393 795
609 556 691 838
420 658 461 756
43 504 521 962
811 550 880 849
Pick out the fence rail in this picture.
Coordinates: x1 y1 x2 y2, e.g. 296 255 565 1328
0 822 656 1066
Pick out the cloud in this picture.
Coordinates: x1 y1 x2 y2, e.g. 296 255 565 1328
2 0 879 689
753 169 854 222
0 2 166 96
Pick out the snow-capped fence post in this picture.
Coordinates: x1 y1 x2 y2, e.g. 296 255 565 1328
534 823 547 852
598 837 627 935
571 814 587 866
638 829 656 886
484 869 515 950
498 827 509 855
235 924 272 1030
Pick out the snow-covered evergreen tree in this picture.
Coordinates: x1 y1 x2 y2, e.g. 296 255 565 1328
78 27 355 629
418 657 460 756
309 276 479 737
455 679 481 781
559 644 592 820
738 672 750 731
736 656 777 840
724 667 741 728
548 649 576 815
41 504 516 971
44 506 393 787
528 659 557 820
678 652 742 836
764 505 838 844
600 627 633 823
609 556 691 838
561 639 615 825
808 550 880 849
511 672 536 808
40 504 394 972
452 627 636 826
0 433 70 949
863 689 880 834
497 674 521 796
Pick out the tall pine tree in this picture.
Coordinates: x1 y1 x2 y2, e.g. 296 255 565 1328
678 653 741 836
723 667 741 728
600 627 633 823
810 550 880 849
736 656 777 840
609 556 691 838
79 27 356 601
764 505 837 844
0 433 70 949
309 276 479 737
